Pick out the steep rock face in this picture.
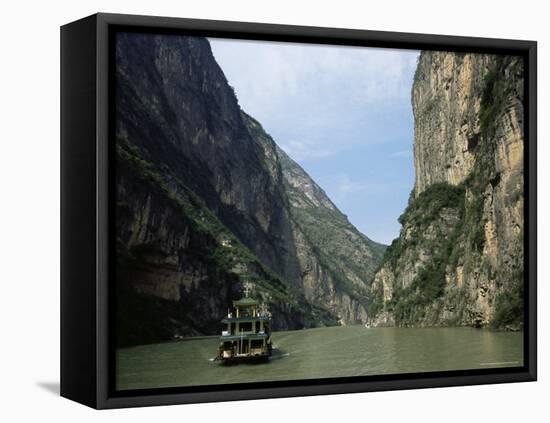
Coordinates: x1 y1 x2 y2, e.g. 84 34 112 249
242 113 385 323
412 53 491 195
368 52 524 330
116 33 301 287
115 33 384 345
115 142 338 346
276 143 385 323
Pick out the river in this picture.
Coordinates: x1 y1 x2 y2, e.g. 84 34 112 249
116 325 523 391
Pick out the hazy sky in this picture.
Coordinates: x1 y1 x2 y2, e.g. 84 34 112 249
209 38 419 245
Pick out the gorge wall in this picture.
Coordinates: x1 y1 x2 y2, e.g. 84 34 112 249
114 32 385 346
368 52 524 330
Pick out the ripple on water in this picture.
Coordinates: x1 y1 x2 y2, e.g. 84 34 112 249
116 326 524 390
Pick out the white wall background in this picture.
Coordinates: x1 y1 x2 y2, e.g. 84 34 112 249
0 0 546 420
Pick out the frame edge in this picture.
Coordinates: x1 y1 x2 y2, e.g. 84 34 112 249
85 12 538 409
60 13 99 409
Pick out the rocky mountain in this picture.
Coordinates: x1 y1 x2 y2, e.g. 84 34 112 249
368 52 524 330
114 32 385 346
244 114 386 323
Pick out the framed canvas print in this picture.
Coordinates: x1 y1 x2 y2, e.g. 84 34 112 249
60 13 537 409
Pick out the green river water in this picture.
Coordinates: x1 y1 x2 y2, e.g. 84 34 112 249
116 325 523 390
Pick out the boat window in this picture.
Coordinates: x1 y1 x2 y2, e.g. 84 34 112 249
251 339 263 348
240 306 253 317
239 322 253 332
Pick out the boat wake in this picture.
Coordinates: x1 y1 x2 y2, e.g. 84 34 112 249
208 347 294 363
269 352 290 361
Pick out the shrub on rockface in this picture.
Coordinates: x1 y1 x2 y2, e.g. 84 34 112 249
372 183 466 325
491 271 524 330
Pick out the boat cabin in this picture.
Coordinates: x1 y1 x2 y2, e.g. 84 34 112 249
217 297 272 362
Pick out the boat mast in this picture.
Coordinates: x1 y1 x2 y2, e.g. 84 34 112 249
243 281 252 298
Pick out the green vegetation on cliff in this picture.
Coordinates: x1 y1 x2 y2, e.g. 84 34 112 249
368 53 525 331
242 112 386 322
114 33 390 346
469 57 524 329
116 140 339 346
491 273 524 330
384 183 465 325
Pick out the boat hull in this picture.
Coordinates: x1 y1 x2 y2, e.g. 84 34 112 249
217 338 272 363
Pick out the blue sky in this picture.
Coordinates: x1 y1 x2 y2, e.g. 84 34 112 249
209 38 419 245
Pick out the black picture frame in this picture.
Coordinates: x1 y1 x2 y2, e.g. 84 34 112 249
60 12 537 409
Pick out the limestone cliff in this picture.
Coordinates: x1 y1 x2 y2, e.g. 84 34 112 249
368 52 524 330
114 33 384 346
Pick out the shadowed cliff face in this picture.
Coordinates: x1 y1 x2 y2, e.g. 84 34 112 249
114 33 385 346
368 52 524 330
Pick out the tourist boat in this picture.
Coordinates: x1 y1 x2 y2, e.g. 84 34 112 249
217 288 272 363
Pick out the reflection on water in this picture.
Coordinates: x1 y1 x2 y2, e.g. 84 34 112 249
116 326 523 391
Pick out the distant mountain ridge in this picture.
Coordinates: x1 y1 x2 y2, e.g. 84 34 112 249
243 113 386 323
114 32 385 346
